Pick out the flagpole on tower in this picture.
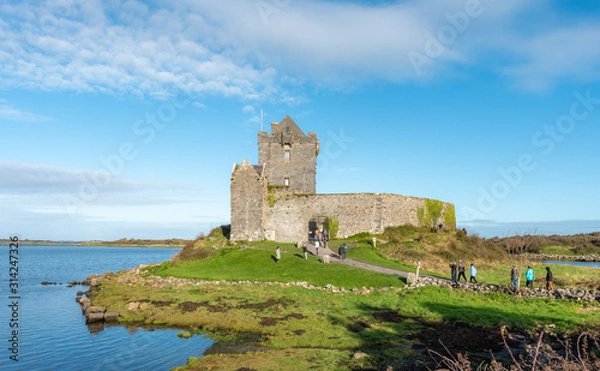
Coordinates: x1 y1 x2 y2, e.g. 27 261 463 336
260 108 264 132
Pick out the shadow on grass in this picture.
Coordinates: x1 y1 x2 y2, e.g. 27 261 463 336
333 299 577 370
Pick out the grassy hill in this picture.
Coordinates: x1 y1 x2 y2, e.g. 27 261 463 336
167 225 600 289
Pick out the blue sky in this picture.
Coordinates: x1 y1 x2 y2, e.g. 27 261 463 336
1 0 600 240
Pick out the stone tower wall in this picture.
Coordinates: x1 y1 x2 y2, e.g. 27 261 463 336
230 161 266 242
258 116 318 194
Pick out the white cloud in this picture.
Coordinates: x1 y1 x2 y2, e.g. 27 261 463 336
501 25 600 90
0 102 52 122
242 105 255 114
0 0 599 102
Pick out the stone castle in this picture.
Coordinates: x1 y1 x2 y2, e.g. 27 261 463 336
230 116 455 243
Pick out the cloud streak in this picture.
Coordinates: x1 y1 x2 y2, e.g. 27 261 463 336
0 101 52 122
0 161 146 194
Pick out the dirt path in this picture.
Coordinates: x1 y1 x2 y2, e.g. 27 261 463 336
306 242 412 279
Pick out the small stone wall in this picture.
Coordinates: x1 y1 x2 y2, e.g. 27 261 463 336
81 265 600 305
523 253 600 262
412 276 600 303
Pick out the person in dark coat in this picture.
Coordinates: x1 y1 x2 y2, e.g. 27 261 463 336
545 266 553 290
457 260 467 282
449 262 457 283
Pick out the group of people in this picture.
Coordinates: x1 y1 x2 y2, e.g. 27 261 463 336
449 260 478 283
512 265 554 290
280 242 348 262
449 261 555 290
312 230 329 249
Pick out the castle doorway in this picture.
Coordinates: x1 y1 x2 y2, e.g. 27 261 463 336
308 216 329 244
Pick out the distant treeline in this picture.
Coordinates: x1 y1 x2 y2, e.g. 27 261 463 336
487 231 600 255
0 238 191 247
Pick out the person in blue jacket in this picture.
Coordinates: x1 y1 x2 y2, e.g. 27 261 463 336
525 266 534 288
469 263 478 283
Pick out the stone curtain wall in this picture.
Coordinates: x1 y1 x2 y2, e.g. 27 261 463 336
230 161 267 242
263 192 455 243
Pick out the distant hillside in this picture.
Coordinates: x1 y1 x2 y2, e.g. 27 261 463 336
0 238 191 247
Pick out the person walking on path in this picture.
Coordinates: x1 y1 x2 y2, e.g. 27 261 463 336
314 240 319 256
416 261 421 282
526 266 535 288
302 244 308 260
457 260 467 282
275 246 281 263
469 263 478 283
342 243 347 260
546 267 554 290
510 265 519 288
449 262 457 283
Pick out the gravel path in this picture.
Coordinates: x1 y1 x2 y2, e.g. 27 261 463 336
306 242 411 279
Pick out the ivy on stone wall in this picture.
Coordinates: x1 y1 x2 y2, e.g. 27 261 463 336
417 199 446 229
417 207 425 227
268 193 276 207
426 199 444 228
328 216 339 239
443 203 456 229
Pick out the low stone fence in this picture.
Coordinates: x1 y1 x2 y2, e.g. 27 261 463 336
411 276 600 303
523 253 600 262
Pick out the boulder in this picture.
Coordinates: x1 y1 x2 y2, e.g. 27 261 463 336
86 312 105 324
353 352 369 360
85 306 106 315
125 302 140 312
104 312 121 322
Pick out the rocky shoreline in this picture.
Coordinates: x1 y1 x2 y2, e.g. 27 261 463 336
74 272 124 325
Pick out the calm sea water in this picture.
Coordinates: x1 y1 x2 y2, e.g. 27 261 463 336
0 245 214 371
542 260 600 268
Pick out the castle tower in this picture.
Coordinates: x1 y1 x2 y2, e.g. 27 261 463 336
258 115 319 194
230 160 267 241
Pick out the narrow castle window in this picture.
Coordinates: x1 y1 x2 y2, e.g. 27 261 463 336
285 126 290 133
284 177 290 186
284 150 290 161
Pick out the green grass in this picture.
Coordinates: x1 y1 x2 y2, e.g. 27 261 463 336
150 246 405 288
93 270 600 371
396 286 600 331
